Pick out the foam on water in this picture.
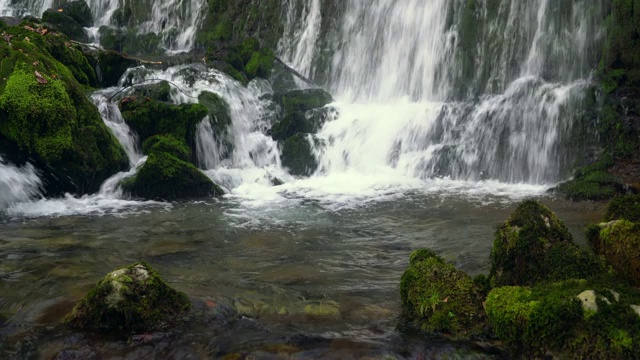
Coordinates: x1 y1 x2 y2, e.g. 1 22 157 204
0 157 42 209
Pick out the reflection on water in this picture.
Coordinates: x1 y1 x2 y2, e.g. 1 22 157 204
0 195 604 358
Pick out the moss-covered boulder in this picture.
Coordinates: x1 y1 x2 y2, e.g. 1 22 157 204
130 80 172 102
122 152 223 201
142 134 190 162
587 220 640 287
245 47 275 80
42 8 88 43
120 97 208 150
0 23 128 196
489 200 601 287
65 262 191 333
603 194 640 222
57 1 94 28
92 50 140 87
485 278 640 358
553 161 626 201
399 249 486 338
198 91 232 136
98 26 162 56
274 89 333 115
280 133 318 177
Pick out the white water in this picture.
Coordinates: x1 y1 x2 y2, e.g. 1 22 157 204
276 0 605 189
0 157 42 208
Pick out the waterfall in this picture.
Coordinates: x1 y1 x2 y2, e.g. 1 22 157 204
280 0 606 185
92 92 142 165
0 157 42 208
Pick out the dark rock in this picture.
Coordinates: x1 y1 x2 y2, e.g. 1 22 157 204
280 133 319 177
65 262 191 332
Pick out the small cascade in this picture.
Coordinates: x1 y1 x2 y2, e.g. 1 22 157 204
122 65 286 190
91 91 142 165
278 0 322 79
0 157 42 208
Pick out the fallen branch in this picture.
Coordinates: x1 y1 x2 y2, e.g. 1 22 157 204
107 78 198 102
274 57 317 87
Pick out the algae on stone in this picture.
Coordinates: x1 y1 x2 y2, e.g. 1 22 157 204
489 200 601 287
399 249 486 338
66 262 191 333
588 219 640 287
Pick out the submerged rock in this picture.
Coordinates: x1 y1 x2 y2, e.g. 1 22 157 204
65 262 191 333
489 200 602 286
587 220 640 286
485 279 640 358
399 249 486 339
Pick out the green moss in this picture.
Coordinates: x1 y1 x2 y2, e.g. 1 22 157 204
120 98 208 150
122 152 223 201
98 26 162 56
42 9 88 43
96 50 140 87
0 24 129 195
65 262 191 333
589 220 640 286
280 133 318 177
489 200 597 287
239 37 260 64
554 170 624 201
604 194 640 222
486 278 640 358
197 91 232 135
400 249 486 338
131 80 172 102
245 47 275 80
142 135 190 162
58 0 94 28
276 89 333 114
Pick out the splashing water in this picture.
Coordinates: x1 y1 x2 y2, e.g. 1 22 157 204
0 157 42 208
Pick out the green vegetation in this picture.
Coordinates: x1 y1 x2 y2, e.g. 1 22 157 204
65 262 191 333
604 194 640 222
0 22 128 195
588 220 640 287
275 89 333 114
122 152 223 201
400 249 486 338
485 278 640 358
142 134 190 162
489 200 601 286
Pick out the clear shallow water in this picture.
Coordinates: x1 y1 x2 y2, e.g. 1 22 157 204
0 194 604 359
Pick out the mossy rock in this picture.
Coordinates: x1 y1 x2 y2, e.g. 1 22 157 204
0 24 128 195
57 1 94 28
275 89 333 114
554 170 625 201
280 133 318 177
587 220 640 287
198 91 232 136
42 9 88 43
142 134 190 162
130 80 172 102
485 278 640 358
489 200 599 287
120 97 209 153
604 194 640 222
98 26 163 56
399 249 487 338
122 152 223 201
245 47 275 80
94 50 140 87
65 262 191 333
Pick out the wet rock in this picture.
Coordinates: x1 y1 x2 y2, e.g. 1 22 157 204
587 219 640 286
65 262 191 333
400 249 486 338
485 279 640 358
42 7 88 43
303 301 340 319
489 200 602 287
280 133 319 177
274 89 333 114
56 1 94 28
121 152 223 201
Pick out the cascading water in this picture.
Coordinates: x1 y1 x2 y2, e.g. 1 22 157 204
281 0 606 188
0 157 42 208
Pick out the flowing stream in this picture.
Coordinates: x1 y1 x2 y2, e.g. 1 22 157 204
0 0 613 358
